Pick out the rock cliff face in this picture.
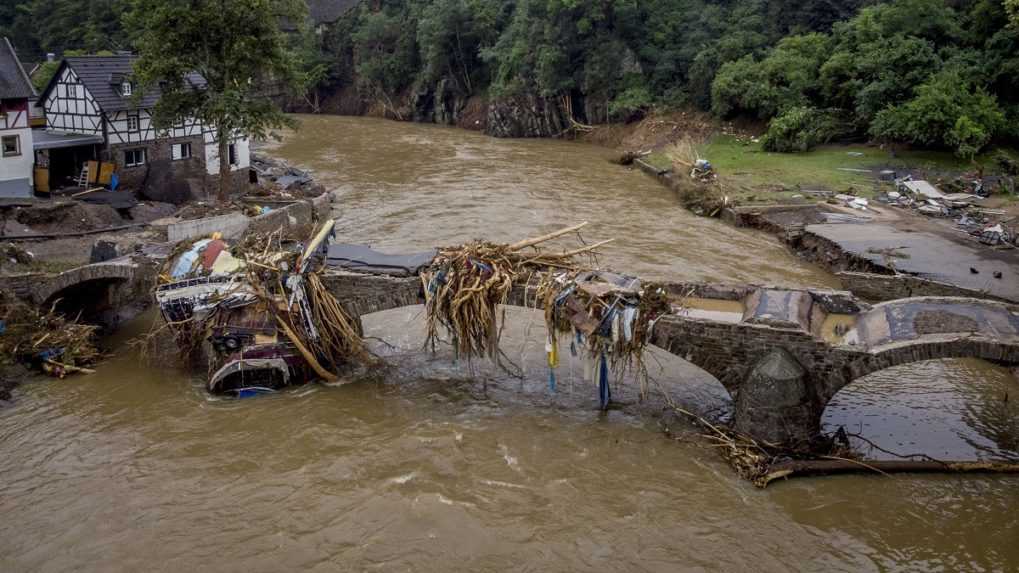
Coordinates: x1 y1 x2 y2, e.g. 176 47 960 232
295 78 569 139
411 78 466 125
484 94 567 138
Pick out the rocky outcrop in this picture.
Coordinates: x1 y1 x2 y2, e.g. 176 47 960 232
485 94 567 138
412 78 468 125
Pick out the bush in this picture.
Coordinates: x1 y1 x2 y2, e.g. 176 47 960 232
870 71 1006 158
761 107 849 152
608 85 653 121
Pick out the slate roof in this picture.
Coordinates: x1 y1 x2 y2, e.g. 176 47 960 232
307 0 361 24
38 55 207 112
0 37 36 100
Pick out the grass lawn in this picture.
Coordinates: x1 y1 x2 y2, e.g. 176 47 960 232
646 136 1018 203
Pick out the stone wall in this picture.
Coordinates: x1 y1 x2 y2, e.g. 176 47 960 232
167 213 251 243
836 271 1014 304
319 271 422 317
0 272 43 300
243 192 332 239
107 136 206 193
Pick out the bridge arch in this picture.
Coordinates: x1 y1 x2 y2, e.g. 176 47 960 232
823 297 1019 402
820 356 1019 459
34 262 138 327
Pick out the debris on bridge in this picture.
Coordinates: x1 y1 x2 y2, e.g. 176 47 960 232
0 292 100 378
421 222 608 363
537 270 670 407
421 222 671 409
151 220 375 396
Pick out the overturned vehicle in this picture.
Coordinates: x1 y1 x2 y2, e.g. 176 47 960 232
155 221 373 397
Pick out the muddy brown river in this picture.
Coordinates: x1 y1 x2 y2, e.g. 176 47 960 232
2 116 1017 571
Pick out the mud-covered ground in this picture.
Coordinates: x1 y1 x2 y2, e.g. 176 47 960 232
0 199 177 273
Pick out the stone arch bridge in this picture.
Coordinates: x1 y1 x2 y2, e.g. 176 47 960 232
321 271 1019 447
0 258 154 326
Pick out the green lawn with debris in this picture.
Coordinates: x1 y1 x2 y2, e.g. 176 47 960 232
645 136 1019 203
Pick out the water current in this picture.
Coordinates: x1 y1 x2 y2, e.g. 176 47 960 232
1 115 1016 572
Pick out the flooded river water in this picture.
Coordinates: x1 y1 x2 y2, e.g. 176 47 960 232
2 116 1016 571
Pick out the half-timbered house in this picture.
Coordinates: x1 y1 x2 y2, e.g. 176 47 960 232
37 55 250 195
0 37 36 198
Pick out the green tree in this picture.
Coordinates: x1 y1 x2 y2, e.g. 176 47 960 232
351 7 420 116
870 71 1006 158
127 0 303 202
711 33 830 119
1006 0 1019 27
416 0 501 95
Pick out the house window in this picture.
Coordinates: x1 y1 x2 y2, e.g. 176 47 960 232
172 142 192 160
228 143 237 166
121 82 132 96
126 114 140 132
124 148 147 167
67 84 77 98
1 135 20 157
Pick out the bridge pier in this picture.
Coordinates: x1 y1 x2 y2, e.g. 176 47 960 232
732 348 824 448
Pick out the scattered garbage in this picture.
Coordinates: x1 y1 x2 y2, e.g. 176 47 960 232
977 224 1013 247
834 194 871 211
690 159 717 182
898 179 945 200
848 197 869 211
2 242 34 265
249 153 326 199
420 222 669 409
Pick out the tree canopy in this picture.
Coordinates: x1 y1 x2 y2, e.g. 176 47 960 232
5 0 1019 155
126 0 304 201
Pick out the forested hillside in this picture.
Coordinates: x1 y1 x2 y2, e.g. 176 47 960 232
5 0 1019 154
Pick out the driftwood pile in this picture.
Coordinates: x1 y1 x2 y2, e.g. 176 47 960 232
421 222 671 408
421 222 611 363
0 293 99 377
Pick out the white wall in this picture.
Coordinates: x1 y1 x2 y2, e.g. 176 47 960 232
204 135 250 175
0 125 35 197
43 67 102 135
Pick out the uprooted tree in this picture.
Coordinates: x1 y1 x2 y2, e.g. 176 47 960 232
126 0 304 202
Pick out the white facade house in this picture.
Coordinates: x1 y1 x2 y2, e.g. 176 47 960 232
36 55 250 191
0 37 36 198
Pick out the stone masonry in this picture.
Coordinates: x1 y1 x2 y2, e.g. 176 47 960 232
319 272 1019 447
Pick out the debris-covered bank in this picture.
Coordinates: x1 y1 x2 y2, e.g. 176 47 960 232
0 149 336 391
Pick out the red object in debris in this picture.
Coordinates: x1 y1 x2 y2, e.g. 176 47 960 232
201 240 227 270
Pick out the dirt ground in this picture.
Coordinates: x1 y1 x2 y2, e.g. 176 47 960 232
0 199 177 273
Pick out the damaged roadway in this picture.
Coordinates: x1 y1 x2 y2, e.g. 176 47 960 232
807 221 1019 302
732 199 1019 304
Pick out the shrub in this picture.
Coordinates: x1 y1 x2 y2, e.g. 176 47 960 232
870 71 1006 158
761 107 850 152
